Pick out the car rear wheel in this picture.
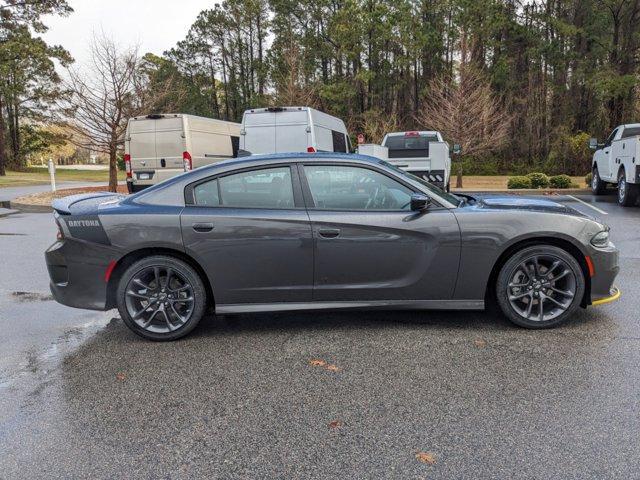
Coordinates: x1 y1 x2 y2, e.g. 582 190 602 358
617 169 638 207
116 255 207 341
496 245 585 329
591 166 606 195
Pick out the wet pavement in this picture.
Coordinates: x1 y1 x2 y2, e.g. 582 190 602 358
0 192 638 479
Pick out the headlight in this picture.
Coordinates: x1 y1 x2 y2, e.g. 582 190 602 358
591 231 610 247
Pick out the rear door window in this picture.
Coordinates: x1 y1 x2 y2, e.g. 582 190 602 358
220 167 294 208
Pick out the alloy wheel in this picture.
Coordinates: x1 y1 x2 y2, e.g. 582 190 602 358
506 254 577 322
124 265 195 333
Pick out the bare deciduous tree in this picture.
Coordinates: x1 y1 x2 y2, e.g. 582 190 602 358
357 108 400 145
416 65 511 187
64 34 173 191
273 43 318 108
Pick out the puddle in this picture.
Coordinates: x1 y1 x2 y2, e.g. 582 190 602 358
11 291 54 302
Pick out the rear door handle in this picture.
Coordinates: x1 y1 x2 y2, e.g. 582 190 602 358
318 228 340 238
192 223 214 233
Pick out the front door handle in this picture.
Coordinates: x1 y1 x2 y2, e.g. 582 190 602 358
192 223 214 233
318 228 340 238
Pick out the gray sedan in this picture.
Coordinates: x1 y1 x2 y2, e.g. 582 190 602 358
46 153 620 340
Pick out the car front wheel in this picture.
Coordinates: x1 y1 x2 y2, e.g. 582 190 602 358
116 255 207 340
496 245 585 329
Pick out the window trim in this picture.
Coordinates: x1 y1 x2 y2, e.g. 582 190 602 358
184 163 305 210
297 162 445 212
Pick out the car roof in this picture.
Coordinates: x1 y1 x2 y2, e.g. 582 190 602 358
197 152 384 173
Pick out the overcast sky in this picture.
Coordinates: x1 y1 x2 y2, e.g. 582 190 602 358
43 0 219 66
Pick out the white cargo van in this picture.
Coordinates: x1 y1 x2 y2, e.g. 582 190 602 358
124 114 240 192
358 131 452 190
239 107 351 155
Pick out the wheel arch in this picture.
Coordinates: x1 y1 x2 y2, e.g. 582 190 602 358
485 236 591 308
106 247 214 310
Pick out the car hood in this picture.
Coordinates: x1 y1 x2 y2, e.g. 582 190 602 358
475 195 592 219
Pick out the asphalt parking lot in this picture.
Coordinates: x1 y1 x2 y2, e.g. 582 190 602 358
0 191 638 479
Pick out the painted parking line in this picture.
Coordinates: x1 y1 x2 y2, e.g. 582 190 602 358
565 195 608 215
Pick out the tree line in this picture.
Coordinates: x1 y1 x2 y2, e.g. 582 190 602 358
1 0 640 183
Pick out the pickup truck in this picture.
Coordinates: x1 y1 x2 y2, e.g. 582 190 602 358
358 131 451 191
590 123 640 206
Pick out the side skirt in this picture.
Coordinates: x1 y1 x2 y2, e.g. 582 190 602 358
216 299 485 315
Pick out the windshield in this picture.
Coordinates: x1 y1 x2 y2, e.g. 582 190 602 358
379 160 463 206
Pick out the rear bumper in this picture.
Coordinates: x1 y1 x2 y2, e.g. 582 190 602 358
45 239 114 311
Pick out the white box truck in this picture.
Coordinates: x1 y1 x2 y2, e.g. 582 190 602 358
239 106 351 155
358 131 452 190
124 114 240 193
590 123 640 206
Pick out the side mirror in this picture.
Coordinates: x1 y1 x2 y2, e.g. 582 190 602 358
410 193 431 211
589 138 599 150
453 144 462 155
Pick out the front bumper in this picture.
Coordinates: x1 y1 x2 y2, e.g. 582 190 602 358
588 245 620 305
45 239 116 311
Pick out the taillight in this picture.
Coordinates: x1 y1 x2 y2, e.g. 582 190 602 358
55 220 64 241
183 151 192 171
124 153 132 178
307 146 316 153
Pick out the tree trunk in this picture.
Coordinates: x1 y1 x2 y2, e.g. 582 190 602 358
109 143 118 193
456 160 463 189
0 95 6 176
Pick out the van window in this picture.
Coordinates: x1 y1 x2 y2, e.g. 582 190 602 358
332 130 347 153
231 136 239 157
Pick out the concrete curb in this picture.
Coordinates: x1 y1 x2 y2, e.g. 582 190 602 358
9 201 53 213
0 207 19 218
453 188 591 195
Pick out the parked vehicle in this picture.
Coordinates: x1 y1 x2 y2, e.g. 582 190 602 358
359 131 451 190
47 152 619 341
125 114 240 193
239 106 351 155
590 123 640 206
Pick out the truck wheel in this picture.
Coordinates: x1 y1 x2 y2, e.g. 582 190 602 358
591 166 606 195
617 170 638 207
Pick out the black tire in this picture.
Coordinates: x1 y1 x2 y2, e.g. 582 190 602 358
116 255 207 341
591 166 606 195
496 245 585 329
617 169 638 207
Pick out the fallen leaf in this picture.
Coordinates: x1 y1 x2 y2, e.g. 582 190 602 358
474 338 487 348
309 359 327 367
415 452 437 465
115 372 126 381
328 420 343 429
325 364 341 372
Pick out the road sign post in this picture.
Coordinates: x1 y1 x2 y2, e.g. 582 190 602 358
48 159 56 192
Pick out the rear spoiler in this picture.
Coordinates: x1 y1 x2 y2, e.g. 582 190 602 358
52 192 123 215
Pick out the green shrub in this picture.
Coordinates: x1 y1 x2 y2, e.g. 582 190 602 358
549 174 572 188
526 172 550 188
116 156 126 171
585 172 593 186
508 176 533 189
